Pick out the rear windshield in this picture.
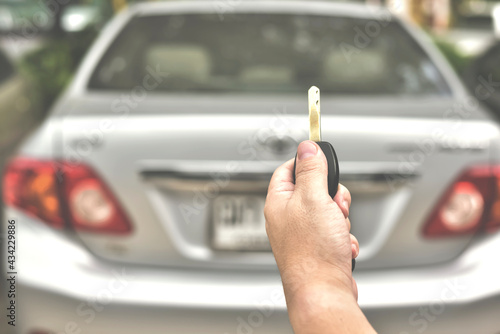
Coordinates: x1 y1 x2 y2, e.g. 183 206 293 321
88 13 451 95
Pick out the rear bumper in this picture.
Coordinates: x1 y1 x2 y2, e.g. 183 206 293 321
8 208 500 334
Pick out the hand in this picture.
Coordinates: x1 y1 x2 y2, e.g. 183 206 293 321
264 140 359 302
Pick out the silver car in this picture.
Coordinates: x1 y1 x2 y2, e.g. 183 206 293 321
4 1 500 333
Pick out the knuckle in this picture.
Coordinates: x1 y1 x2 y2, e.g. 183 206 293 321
338 183 351 200
299 191 321 205
263 202 272 221
343 186 352 202
263 201 280 224
346 217 351 231
297 159 326 177
298 184 330 202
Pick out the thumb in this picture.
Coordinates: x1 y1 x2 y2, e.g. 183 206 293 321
294 141 329 199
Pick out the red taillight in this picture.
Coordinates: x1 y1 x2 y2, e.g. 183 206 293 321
423 165 500 238
3 158 64 228
3 158 132 235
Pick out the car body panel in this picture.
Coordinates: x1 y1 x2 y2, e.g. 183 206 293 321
10 206 500 333
33 98 496 270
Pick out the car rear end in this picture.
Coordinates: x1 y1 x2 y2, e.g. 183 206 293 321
3 2 500 333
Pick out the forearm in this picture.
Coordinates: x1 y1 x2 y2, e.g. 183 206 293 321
265 144 375 333
285 282 376 334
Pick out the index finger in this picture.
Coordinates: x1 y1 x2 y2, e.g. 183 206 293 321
267 158 295 196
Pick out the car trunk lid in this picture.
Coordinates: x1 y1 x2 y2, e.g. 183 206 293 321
54 94 497 270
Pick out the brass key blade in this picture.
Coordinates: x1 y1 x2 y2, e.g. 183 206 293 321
308 86 321 142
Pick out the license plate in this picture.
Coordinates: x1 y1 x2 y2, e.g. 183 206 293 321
211 195 271 251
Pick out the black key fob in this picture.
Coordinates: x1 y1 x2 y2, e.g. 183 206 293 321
293 142 355 272
293 141 339 198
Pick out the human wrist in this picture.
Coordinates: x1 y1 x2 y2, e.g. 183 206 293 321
279 259 354 303
286 281 359 331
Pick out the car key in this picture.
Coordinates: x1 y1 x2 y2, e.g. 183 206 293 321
293 86 355 271
293 86 339 198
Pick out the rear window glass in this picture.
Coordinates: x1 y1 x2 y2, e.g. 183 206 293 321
88 13 451 96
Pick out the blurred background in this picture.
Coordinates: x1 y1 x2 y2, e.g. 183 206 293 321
0 0 499 162
2 0 500 333
1 0 500 168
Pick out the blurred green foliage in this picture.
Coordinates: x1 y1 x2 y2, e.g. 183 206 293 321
433 37 474 77
18 30 97 112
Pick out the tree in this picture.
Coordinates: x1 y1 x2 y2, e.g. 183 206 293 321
44 0 75 38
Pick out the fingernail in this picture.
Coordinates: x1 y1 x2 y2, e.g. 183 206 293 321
298 141 318 160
